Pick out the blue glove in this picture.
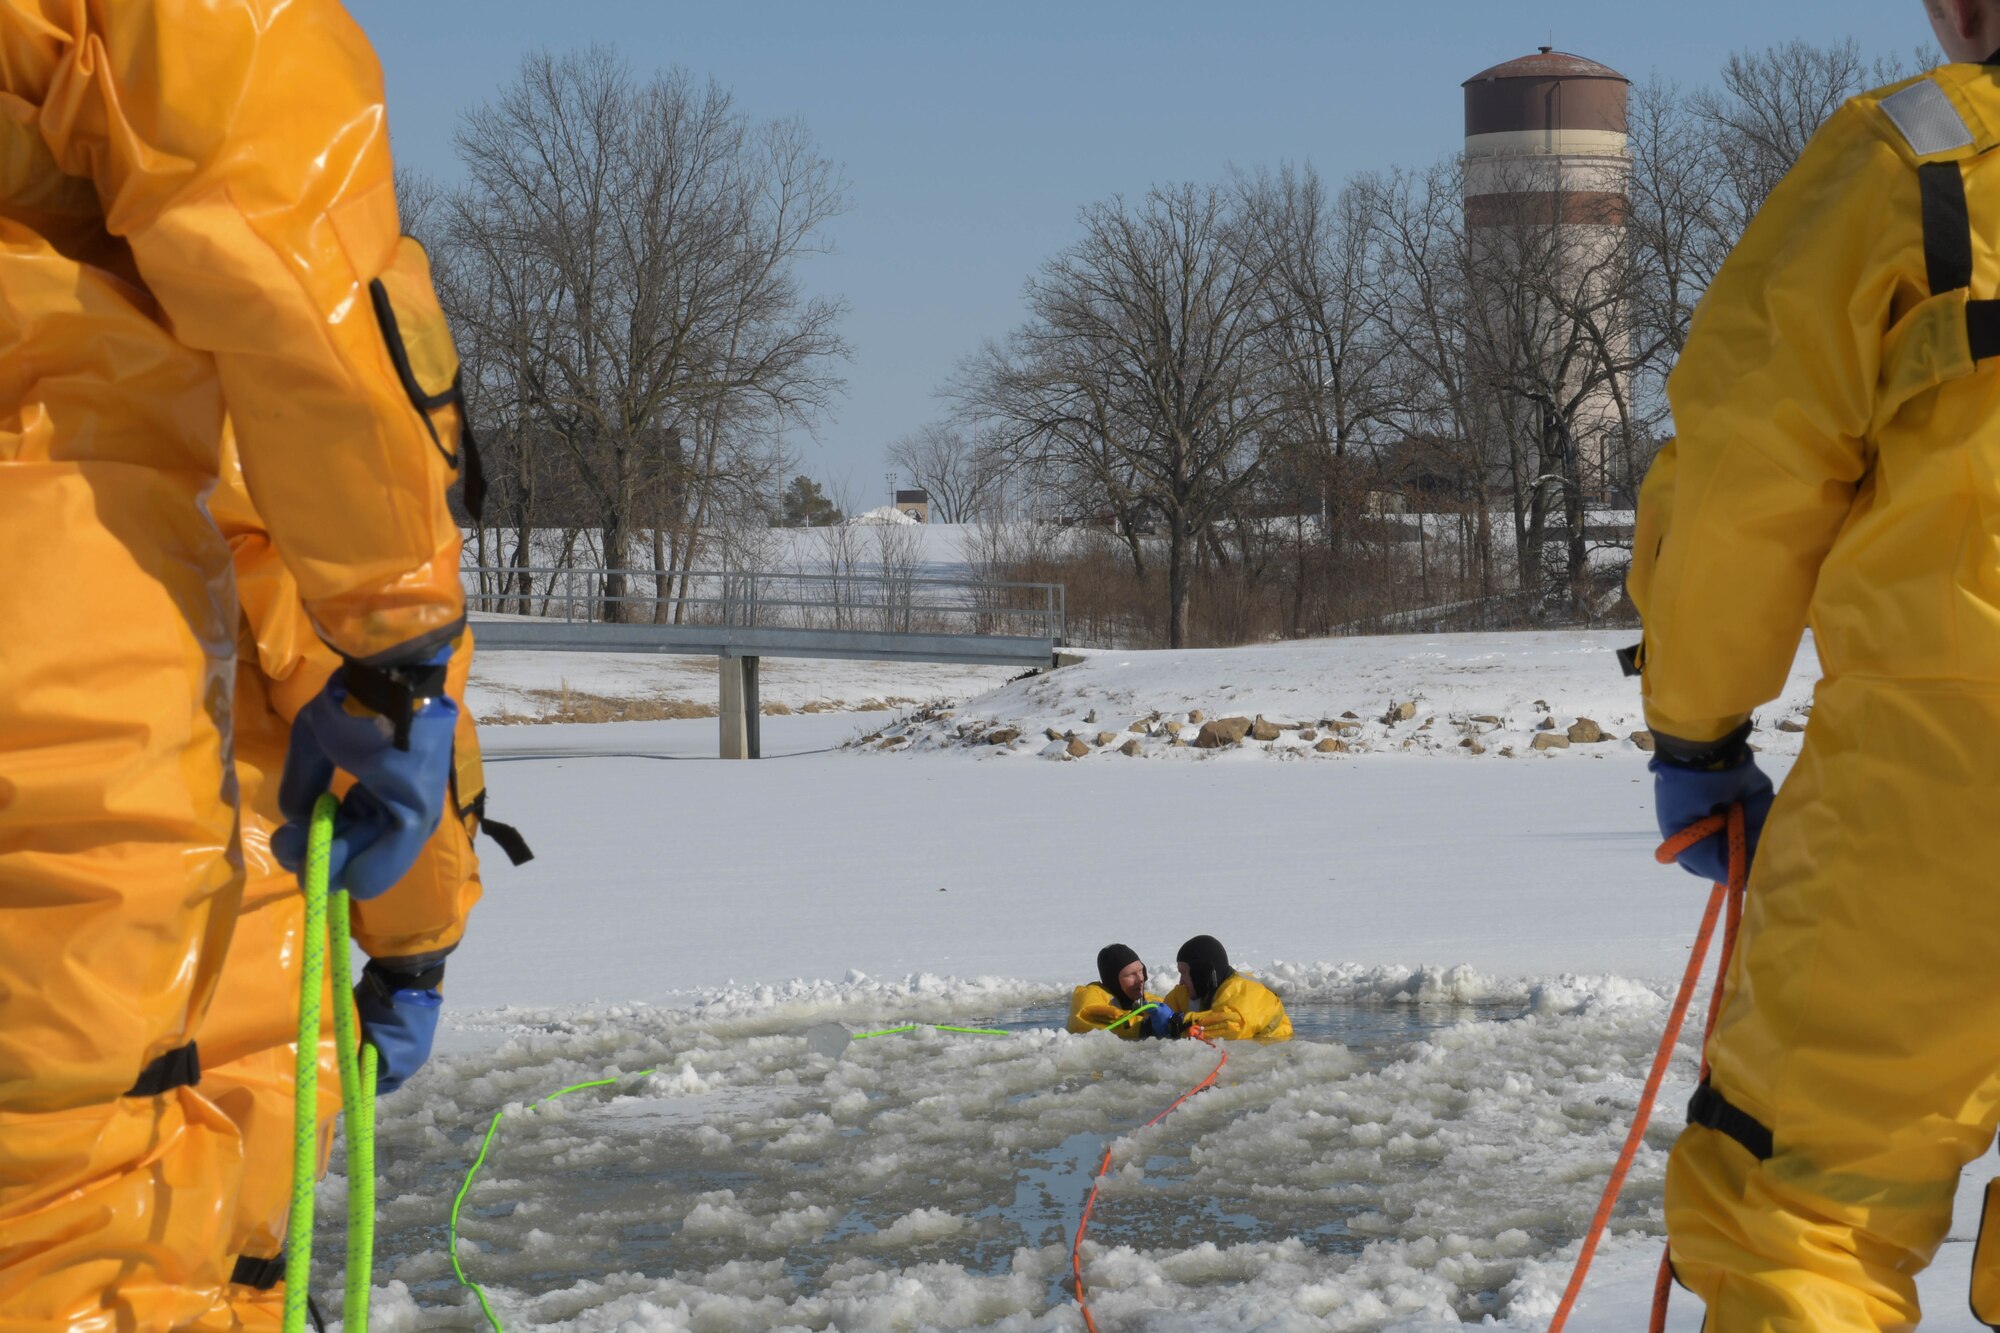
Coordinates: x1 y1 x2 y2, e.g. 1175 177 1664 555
273 650 459 900
1651 726 1776 884
354 960 444 1095
1143 1004 1178 1039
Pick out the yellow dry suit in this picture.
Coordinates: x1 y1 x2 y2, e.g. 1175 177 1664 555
1066 984 1165 1039
1162 975 1293 1043
1630 61 2000 1331
0 3 470 1327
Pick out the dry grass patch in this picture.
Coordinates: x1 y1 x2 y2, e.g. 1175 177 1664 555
516 684 715 724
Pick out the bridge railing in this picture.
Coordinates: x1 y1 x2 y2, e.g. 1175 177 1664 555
462 565 1066 643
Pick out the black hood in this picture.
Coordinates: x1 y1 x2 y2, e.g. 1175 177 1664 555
1176 935 1234 1010
1096 943 1144 1008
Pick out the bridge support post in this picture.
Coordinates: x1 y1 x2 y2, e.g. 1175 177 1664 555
718 654 762 759
719 655 748 759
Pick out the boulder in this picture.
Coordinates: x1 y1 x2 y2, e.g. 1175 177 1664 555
1120 739 1143 757
1162 719 1184 737
1043 727 1063 742
1195 716 1254 748
1340 710 1360 720
1250 717 1282 742
1084 708 1098 725
1096 732 1119 747
1628 729 1656 753
1531 732 1570 751
1567 718 1605 744
1066 738 1091 759
1131 719 1152 735
1300 728 1319 742
1388 700 1418 722
1188 709 1206 724
987 728 1021 745
1536 717 1556 732
1777 718 1807 733
1314 737 1347 753
1470 714 1502 726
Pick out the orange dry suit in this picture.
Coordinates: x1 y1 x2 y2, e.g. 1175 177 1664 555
0 4 469 1328
1630 61 2000 1331
1161 976 1292 1043
1066 984 1166 1039
199 440 522 1325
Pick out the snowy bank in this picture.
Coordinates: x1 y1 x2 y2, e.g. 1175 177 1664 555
849 630 1820 762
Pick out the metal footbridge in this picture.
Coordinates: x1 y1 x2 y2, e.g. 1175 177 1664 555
464 565 1066 758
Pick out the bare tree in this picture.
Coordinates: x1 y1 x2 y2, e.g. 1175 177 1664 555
960 183 1284 647
885 422 1002 523
438 48 846 621
1237 162 1399 633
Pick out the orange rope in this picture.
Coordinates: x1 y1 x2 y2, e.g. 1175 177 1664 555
1071 1030 1228 1332
1546 805 1748 1333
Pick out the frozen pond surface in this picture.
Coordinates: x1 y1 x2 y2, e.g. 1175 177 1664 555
312 990 1701 1331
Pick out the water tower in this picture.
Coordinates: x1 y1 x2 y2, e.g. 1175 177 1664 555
1462 48 1632 502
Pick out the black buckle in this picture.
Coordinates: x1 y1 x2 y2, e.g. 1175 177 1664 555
342 658 449 751
230 1253 286 1291
125 1041 200 1096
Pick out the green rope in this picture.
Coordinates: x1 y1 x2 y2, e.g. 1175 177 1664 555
447 1022 1009 1330
283 794 336 1333
328 874 377 1333
451 1071 659 1331
1102 1002 1160 1033
283 794 380 1333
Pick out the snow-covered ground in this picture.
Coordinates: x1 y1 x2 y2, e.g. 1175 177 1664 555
467 651 1017 724
855 631 1817 761
329 632 1990 1331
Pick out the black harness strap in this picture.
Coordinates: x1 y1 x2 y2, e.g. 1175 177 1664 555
1970 300 2000 360
1917 157 2000 365
230 1253 286 1291
469 790 534 865
124 1042 199 1097
1687 1079 1774 1161
1921 161 1974 295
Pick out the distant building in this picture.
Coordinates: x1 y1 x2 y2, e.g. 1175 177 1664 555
894 488 931 523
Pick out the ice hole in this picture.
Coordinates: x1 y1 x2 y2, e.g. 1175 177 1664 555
323 993 1687 1328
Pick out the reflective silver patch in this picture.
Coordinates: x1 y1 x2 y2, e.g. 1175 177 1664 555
1880 79 1975 156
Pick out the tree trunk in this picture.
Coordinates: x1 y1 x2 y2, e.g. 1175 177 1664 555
1166 517 1191 650
652 527 671 624
601 518 628 623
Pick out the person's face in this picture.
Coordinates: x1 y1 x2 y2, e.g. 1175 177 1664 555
1928 0 1994 63
1117 960 1147 1002
1178 960 1195 995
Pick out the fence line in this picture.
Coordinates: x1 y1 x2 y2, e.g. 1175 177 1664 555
462 565 1066 642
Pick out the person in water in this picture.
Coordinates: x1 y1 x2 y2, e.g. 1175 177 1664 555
1067 943 1175 1039
1162 935 1292 1042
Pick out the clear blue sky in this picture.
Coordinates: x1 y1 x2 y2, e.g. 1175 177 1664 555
348 1 1924 508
